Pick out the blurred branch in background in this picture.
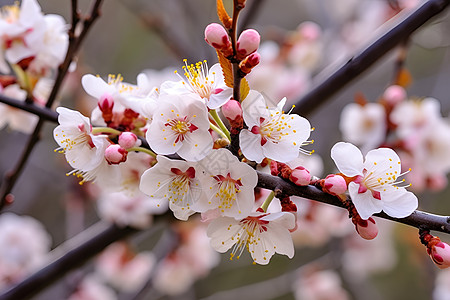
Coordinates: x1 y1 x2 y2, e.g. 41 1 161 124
292 0 450 117
0 218 178 300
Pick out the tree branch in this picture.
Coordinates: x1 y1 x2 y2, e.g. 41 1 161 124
0 222 139 300
292 0 450 117
257 172 450 234
3 169 449 300
0 94 58 122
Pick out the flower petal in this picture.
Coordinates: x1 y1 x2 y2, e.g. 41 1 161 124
331 142 364 177
177 129 213 161
381 188 418 218
81 74 116 99
364 147 401 176
239 129 265 163
348 182 383 219
241 90 269 127
207 217 241 253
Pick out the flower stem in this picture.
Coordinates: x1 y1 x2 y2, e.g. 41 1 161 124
210 109 231 140
210 123 230 143
260 191 275 212
127 146 157 158
91 127 122 135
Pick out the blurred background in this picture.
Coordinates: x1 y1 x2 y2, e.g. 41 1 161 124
1 0 450 299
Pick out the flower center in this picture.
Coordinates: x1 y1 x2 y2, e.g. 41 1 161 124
251 113 291 146
177 59 215 99
229 215 269 261
354 159 410 200
164 116 198 143
213 173 243 213
166 167 196 208
107 74 133 94
55 124 95 154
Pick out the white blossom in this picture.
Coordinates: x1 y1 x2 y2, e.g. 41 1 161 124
146 93 212 161
207 210 295 264
140 155 204 221
96 242 155 292
196 148 257 219
0 0 46 72
240 90 311 163
0 213 51 290
331 142 418 219
340 102 386 153
161 60 232 109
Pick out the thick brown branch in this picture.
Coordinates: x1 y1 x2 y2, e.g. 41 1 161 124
292 0 450 117
257 172 450 234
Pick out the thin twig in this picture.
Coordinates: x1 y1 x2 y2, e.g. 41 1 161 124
292 0 450 117
257 172 450 234
238 0 266 32
0 0 104 209
0 94 58 122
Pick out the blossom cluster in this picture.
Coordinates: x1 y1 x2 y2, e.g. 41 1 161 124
340 84 450 192
53 56 304 264
1 0 449 298
0 0 68 133
50 2 426 270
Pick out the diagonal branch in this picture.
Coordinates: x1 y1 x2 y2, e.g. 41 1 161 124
257 172 450 234
1 170 449 300
0 94 58 122
292 0 450 117
0 223 139 300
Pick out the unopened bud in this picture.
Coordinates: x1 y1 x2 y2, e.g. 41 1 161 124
118 132 139 149
322 174 347 196
428 241 450 269
222 99 242 121
105 144 127 165
98 93 114 123
290 166 311 186
205 23 233 56
355 217 378 240
383 85 406 105
236 29 260 60
239 52 260 74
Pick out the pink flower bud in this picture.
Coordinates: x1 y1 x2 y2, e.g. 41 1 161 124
239 52 261 74
98 93 114 123
383 85 406 106
322 174 347 196
298 21 321 41
355 217 378 240
105 144 127 165
205 23 231 50
290 166 311 186
428 241 450 269
236 29 260 60
118 132 139 149
221 99 242 121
